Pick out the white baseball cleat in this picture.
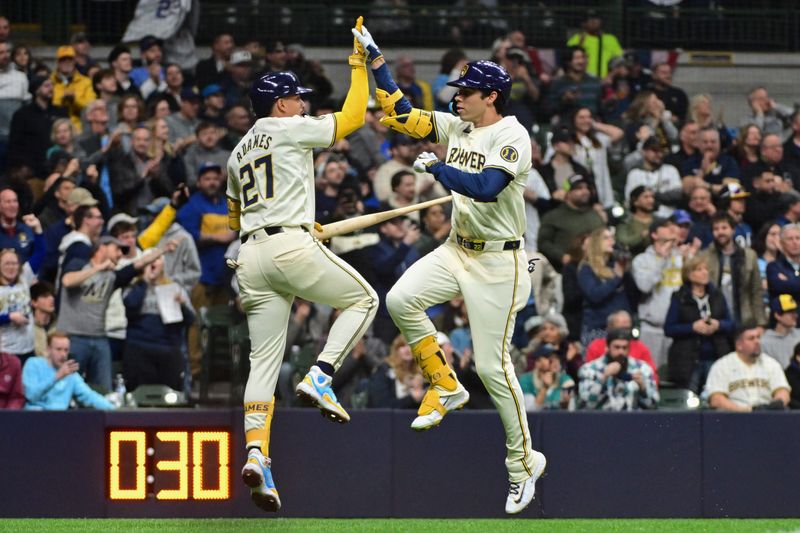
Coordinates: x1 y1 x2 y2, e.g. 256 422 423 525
241 449 281 512
296 365 351 423
505 450 547 514
410 388 470 431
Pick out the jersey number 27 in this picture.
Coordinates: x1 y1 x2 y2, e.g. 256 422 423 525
239 154 274 207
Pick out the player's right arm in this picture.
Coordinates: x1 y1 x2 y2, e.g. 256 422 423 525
330 17 369 141
226 158 242 231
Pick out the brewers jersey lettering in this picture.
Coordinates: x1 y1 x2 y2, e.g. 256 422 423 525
387 112 536 483
226 114 336 234
705 351 791 408
431 113 532 241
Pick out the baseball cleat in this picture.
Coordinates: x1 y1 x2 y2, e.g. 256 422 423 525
410 388 470 431
295 365 351 423
241 449 281 512
505 450 547 514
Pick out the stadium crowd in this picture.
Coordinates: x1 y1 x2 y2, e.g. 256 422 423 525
0 11 797 413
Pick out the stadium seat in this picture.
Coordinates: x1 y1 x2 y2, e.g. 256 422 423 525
131 384 188 407
658 388 701 410
199 304 249 405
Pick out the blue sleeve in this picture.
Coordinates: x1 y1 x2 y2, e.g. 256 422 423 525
372 241 413 274
176 202 201 241
577 264 623 304
372 63 412 115
113 264 139 289
427 163 513 202
27 232 46 274
766 261 800 296
663 294 694 338
123 281 147 318
63 243 91 271
22 358 56 403
72 375 114 409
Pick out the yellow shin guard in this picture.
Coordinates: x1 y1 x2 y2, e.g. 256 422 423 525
412 336 459 415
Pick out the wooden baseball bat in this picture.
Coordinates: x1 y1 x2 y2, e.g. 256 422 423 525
313 196 452 240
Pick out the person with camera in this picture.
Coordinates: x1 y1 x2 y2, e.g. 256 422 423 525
664 256 734 392
578 328 659 411
577 227 634 347
705 324 790 412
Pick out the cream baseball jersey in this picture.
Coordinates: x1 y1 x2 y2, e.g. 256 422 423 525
705 351 791 407
226 114 336 234
430 112 532 241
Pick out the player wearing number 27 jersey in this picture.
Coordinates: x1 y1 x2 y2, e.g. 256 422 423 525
352 26 546 514
228 18 378 513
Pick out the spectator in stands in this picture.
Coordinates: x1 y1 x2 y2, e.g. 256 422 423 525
701 212 766 327
50 45 95 133
315 154 348 224
140 197 200 295
0 188 43 267
766 223 800 302
731 123 761 175
220 49 254 108
537 127 590 200
123 254 193 392
0 350 23 408
46 118 83 166
11 44 41 79
0 41 29 165
144 63 184 112
647 62 687 123
0 245 42 366
501 46 540 133
393 54 432 111
560 234 589 342
623 91 678 154
776 194 800 228
108 125 173 215
195 32 234 90
585 311 658 381
107 45 137 97
415 202 451 257
39 186 95 282
432 48 468 113
30 281 56 356
285 44 334 109
130 35 164 89
745 170 785 234
176 162 236 376
615 186 655 256
685 185 714 248
386 170 419 223
69 32 96 76
374 134 420 202
182 122 228 188
624 136 683 218
58 236 166 391
664 255 734 392
346 99 387 177
538 174 605 272
664 120 699 172
566 107 621 208
716 183 751 248
370 214 420 346
545 46 602 121
8 76 67 178
753 222 781 299
165 87 200 145
760 295 800 369
577 227 633 346
783 111 800 182
693 93 732 146
682 127 741 195
706 325 790 412
367 334 424 408
57 203 103 281
22 331 114 410
578 328 659 411
519 343 575 411
218 104 252 152
739 86 793 138
114 94 145 153
787 342 800 409
744 133 795 192
147 116 187 186
566 10 622 79
199 84 225 127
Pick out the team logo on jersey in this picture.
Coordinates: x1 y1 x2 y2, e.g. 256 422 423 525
500 146 519 163
460 64 469 77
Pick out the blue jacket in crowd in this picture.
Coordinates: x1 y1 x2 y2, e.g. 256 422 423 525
22 356 114 410
176 192 229 286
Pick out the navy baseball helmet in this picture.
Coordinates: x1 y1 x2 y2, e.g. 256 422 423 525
249 71 313 117
446 60 512 102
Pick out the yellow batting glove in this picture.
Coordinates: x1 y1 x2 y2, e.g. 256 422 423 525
349 16 366 67
379 108 433 139
314 221 324 233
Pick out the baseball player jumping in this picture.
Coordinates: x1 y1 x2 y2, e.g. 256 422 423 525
227 18 378 512
352 27 547 513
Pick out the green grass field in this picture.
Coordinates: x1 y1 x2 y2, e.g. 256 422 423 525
1 519 800 533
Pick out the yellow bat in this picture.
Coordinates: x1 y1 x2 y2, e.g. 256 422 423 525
313 196 452 241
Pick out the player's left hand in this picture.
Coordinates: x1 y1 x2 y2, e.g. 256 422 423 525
351 24 383 64
413 151 438 173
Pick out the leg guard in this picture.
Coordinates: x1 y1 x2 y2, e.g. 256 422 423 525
244 398 275 457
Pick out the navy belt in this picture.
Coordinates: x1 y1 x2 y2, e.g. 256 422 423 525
456 234 521 252
241 226 306 244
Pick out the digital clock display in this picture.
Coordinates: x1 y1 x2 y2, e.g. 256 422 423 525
107 429 231 501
